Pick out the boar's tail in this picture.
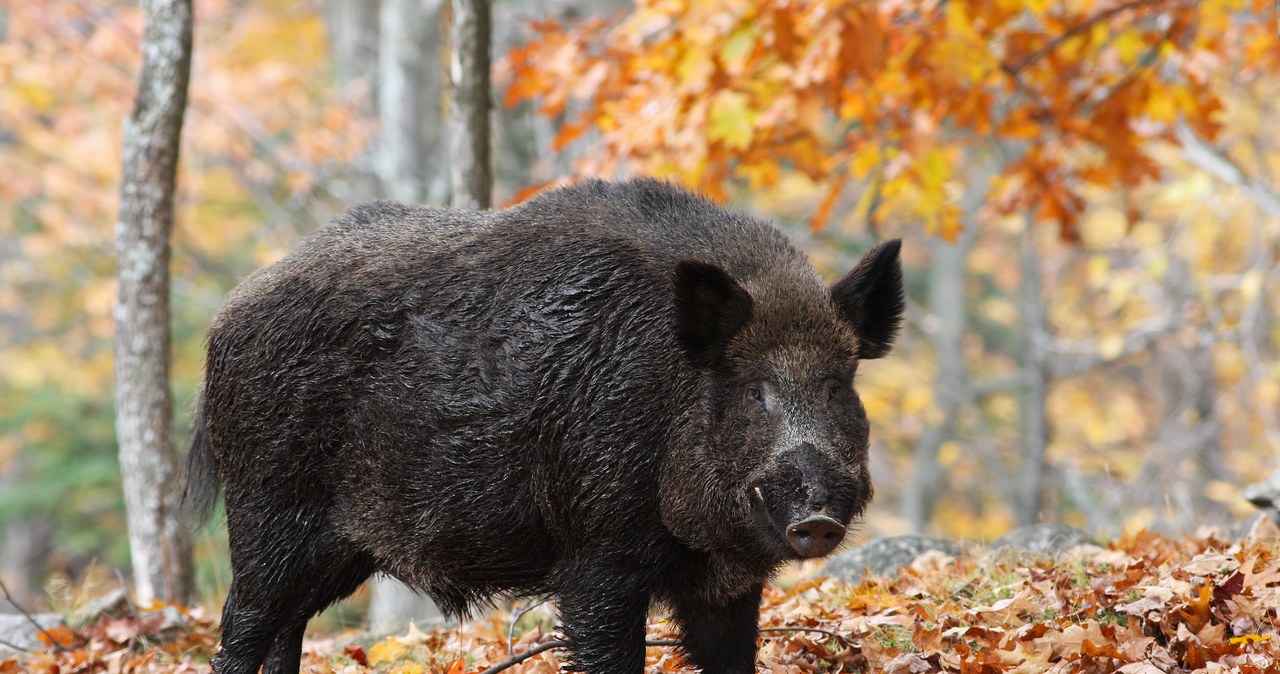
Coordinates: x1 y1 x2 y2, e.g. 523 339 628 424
181 386 220 529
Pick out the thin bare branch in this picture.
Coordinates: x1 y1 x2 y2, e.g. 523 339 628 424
477 626 855 674
1047 315 1181 378
478 639 681 674
478 639 567 674
507 597 549 655
1000 0 1170 74
0 637 32 654
1176 122 1280 219
759 626 854 646
0 578 76 652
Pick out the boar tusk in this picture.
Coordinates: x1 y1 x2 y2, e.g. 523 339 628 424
753 487 764 502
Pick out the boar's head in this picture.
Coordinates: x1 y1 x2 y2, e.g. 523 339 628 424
662 241 904 563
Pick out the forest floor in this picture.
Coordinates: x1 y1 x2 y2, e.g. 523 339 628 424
4 521 1279 674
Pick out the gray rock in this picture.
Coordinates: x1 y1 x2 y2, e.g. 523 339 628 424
0 613 64 653
824 535 964 580
990 524 1095 557
71 588 130 627
1244 469 1280 526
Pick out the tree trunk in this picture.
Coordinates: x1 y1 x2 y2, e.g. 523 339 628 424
1141 256 1230 527
319 0 381 203
900 229 972 532
1016 219 1050 526
898 163 993 532
114 0 194 605
377 0 446 204
0 517 51 612
448 0 492 209
0 454 51 612
368 577 445 634
324 0 381 98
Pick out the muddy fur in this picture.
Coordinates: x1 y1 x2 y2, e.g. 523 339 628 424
186 178 904 674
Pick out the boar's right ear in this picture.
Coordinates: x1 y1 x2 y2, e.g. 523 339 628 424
831 239 905 359
673 260 754 368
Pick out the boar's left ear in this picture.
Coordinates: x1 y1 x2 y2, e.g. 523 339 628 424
673 259 754 368
831 239 905 359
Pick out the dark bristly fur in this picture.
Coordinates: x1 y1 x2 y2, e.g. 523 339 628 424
187 178 904 674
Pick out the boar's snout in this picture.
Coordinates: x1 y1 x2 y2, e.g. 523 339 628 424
786 515 846 558
750 442 865 559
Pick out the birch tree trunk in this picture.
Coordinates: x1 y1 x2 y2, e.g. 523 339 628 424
377 0 446 204
324 0 380 97
367 0 450 631
448 0 491 209
114 0 194 605
900 230 972 531
368 579 444 633
1016 219 1051 526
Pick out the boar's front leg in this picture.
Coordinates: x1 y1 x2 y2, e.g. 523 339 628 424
556 577 648 674
671 583 763 674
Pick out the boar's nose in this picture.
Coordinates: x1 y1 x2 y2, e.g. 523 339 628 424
785 515 846 558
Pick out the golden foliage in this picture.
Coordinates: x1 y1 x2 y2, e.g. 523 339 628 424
504 0 1274 239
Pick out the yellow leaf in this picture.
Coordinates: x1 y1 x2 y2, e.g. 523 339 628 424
718 24 758 72
936 205 963 242
945 1 974 38
676 43 713 86
389 664 425 674
368 638 409 665
901 385 934 416
1145 87 1178 123
1022 0 1049 15
937 441 962 468
1113 30 1145 64
708 90 756 150
1098 334 1125 360
851 145 881 180
918 149 952 190
1087 255 1110 288
1240 269 1264 302
13 82 56 113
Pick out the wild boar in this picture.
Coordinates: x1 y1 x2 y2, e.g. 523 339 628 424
185 178 904 674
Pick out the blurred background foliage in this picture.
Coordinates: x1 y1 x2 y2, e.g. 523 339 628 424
0 0 1277 619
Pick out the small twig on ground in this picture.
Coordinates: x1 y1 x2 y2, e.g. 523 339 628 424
480 639 682 674
0 578 76 652
759 626 854 646
507 598 550 655
479 626 854 674
479 639 567 674
0 637 33 654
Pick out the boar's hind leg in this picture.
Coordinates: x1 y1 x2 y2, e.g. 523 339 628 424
556 580 648 674
670 584 763 674
213 516 374 674
259 554 374 674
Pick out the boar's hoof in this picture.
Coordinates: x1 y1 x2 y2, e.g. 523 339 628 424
786 516 846 558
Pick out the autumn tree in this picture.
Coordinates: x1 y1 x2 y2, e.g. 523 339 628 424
450 0 492 208
114 0 194 603
507 0 1272 236
506 0 1279 531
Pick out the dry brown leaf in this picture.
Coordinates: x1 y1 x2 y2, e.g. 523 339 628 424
1181 553 1240 577
1115 663 1165 674
881 652 932 673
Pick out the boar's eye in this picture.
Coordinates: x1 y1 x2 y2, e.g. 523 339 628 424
827 383 843 402
745 385 765 405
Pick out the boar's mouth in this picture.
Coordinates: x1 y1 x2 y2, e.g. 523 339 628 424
750 486 856 560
